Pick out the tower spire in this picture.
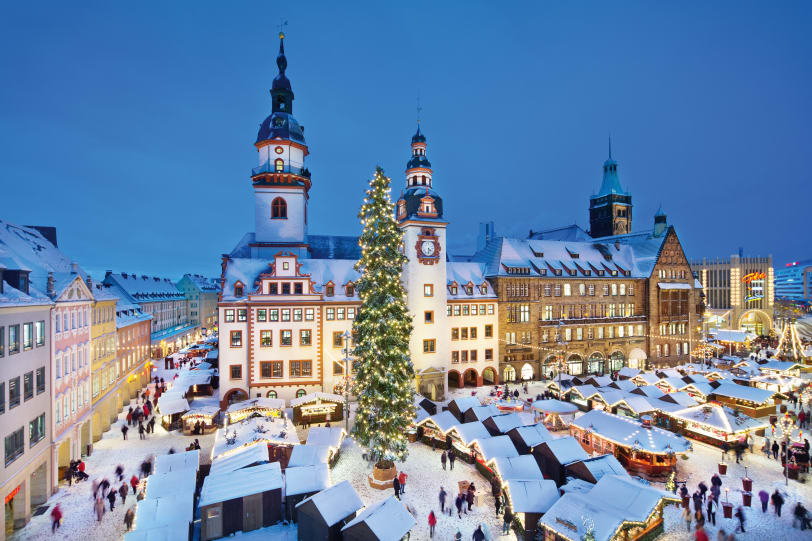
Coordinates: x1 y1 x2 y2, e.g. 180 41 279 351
608 135 612 160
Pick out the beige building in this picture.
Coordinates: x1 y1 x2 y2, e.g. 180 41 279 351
177 274 219 333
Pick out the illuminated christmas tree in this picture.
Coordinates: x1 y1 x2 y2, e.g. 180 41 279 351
351 166 416 468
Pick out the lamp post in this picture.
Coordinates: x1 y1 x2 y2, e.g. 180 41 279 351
556 322 568 398
341 330 352 433
778 413 794 486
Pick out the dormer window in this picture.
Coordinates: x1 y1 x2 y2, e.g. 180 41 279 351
234 284 243 297
326 285 334 297
397 200 406 219
450 285 458 295
465 285 473 295
346 284 354 297
481 284 488 295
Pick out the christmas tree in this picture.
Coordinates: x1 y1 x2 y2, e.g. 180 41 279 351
351 166 416 468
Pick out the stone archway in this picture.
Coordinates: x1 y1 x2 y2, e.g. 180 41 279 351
482 366 499 385
738 309 772 336
462 368 480 387
587 352 605 375
520 363 534 381
542 355 558 378
567 354 584 376
220 388 248 409
628 348 647 370
609 351 625 372
503 365 517 383
448 370 463 388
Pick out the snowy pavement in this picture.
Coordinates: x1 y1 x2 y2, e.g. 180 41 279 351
332 438 510 540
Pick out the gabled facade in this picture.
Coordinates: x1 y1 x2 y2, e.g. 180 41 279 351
177 274 220 331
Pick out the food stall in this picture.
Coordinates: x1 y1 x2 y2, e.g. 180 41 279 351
225 397 285 425
664 404 768 448
531 399 578 430
291 392 344 426
157 395 190 431
181 405 221 435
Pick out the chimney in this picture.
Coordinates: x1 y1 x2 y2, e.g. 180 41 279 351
86 276 92 290
47 272 55 297
71 261 78 273
105 270 113 279
653 210 667 237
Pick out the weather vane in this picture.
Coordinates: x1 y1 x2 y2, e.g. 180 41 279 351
416 94 422 125
278 19 288 39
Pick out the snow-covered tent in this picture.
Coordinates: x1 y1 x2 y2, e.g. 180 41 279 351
306 426 346 464
225 397 285 424
285 463 330 521
124 521 190 541
617 367 641 380
462 404 501 423
181 405 220 435
533 436 589 486
447 421 491 452
612 395 656 419
483 412 525 436
446 396 482 422
132 493 193 533
531 399 578 429
199 462 284 541
209 441 269 475
565 454 629 484
631 373 660 386
287 444 331 468
144 467 196 500
296 480 364 541
502 478 559 539
472 435 519 465
492 454 543 483
416 410 459 443
341 496 417 541
506 423 552 454
212 416 299 465
154 449 199 475
156 396 189 430
664 403 769 447
708 382 783 417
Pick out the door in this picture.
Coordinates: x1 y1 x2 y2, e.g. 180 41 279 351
243 494 263 532
205 506 222 540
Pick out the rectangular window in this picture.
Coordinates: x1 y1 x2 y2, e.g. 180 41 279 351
294 308 303 321
576 328 583 340
602 285 609 296
563 284 571 296
611 284 618 296
273 361 283 378
9 325 20 355
36 367 45 394
257 309 267 322
35 321 45 346
294 282 303 295
461 328 468 340
470 327 477 339
5 427 24 466
424 284 433 297
471 304 478 316
300 329 312 346
506 332 516 345
564 328 572 341
29 413 45 446
423 339 436 353
281 330 292 346
554 285 561 297
260 361 276 379
461 350 468 362
224 309 235 322
229 365 242 379
23 372 33 401
270 309 279 322
260 330 272 347
333 332 343 348
452 351 459 363
237 309 247 322
597 326 605 339
520 304 530 322
628 284 635 296
620 284 626 296
447 306 452 317
305 308 315 321
484 324 493 338
8 377 20 409
451 328 459 340
0 382 4 414
326 308 335 320
453 305 461 316
230 330 242 347
282 283 291 295
347 307 355 319
470 350 478 361
485 349 493 360
269 282 278 295
424 311 434 324
544 285 552 297
607 326 615 338
462 305 469 316
281 309 290 322
290 360 312 377
336 308 344 320
617 325 624 338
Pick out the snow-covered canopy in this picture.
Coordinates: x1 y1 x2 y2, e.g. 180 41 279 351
290 391 344 408
492 455 543 482
447 397 482 416
285 463 330 497
542 436 589 465
341 496 416 541
124 521 190 541
617 367 641 379
287 444 330 468
295 480 363 526
632 373 660 385
531 399 578 414
510 423 553 448
465 404 501 421
209 442 269 475
503 478 559 514
487 413 525 434
199 461 283 507
417 410 459 434
710 382 780 404
710 329 755 343
306 426 346 450
181 405 220 420
144 468 196 500
476 435 518 462
571 454 629 482
133 493 193 531
154 449 199 475
226 397 285 417
212 416 299 459
156 396 189 416
450 422 491 446
666 404 768 436
614 395 656 415
571 410 692 454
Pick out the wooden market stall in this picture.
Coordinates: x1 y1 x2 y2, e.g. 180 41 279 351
532 436 589 487
225 397 285 424
181 406 220 435
284 463 330 522
502 478 559 541
212 416 300 468
306 427 346 465
295 480 363 541
531 399 578 430
340 496 416 541
663 404 768 448
483 413 524 436
291 392 344 426
707 382 784 417
463 404 501 423
447 396 482 422
569 410 692 479
154 449 199 476
564 454 628 484
446 421 492 458
415 410 459 446
157 395 189 431
507 423 553 455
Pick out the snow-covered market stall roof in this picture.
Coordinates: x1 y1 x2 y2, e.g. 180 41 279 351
306 426 346 452
285 463 330 497
503 478 559 514
465 404 501 421
156 396 189 417
492 454 543 482
709 382 783 405
199 461 283 507
124 521 190 541
665 404 768 438
225 397 285 423
133 492 193 531
475 435 519 463
287 444 330 468
154 449 199 475
450 421 491 446
210 441 269 475
295 480 363 527
571 410 692 455
416 410 460 434
531 399 578 414
341 496 416 541
181 405 220 422
212 416 299 459
290 391 344 408
144 467 196 500
710 329 756 343
542 436 589 465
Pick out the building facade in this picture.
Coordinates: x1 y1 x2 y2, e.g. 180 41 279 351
177 274 220 332
774 259 812 302
103 272 197 357
690 254 774 335
0 273 51 540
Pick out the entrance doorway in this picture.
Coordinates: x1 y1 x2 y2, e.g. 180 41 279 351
30 462 48 507
520 363 534 381
588 353 604 374
503 365 516 383
609 351 625 372
4 481 25 535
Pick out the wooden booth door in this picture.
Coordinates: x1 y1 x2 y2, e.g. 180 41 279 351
204 506 223 540
244 494 263 532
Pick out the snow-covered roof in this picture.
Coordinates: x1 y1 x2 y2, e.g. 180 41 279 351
447 396 482 415
656 368 683 378
487 413 525 434
614 395 656 414
341 496 416 541
510 423 553 448
210 441 269 475
632 373 661 385
710 382 779 404
569 384 599 399
658 282 691 289
588 474 677 523
609 379 637 392
144 467 196 499
589 388 626 406
617 367 641 378
585 375 613 387
759 360 803 373
446 262 497 300
666 404 769 435
632 385 665 398
504 478 559 514
181 405 221 419
571 454 629 482
306 426 346 450
295 480 363 526
571 410 692 454
476 435 519 462
285 463 330 496
290 391 344 408
451 422 491 446
178 273 220 292
104 272 184 302
466 404 501 421
133 493 193 531
154 450 199 475
559 478 595 495
199 461 283 507
124 521 190 541
156 396 189 416
710 329 754 343
418 410 459 433
531 399 578 414
225 397 285 415
287 444 330 468
212 416 299 459
493 454 543 481
542 436 589 465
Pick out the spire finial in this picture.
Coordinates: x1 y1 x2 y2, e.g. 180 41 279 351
417 94 422 125
608 135 612 159
276 20 288 75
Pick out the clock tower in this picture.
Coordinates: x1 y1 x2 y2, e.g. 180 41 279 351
396 126 450 394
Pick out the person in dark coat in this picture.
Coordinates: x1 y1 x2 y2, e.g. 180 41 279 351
446 434 453 450
772 440 780 459
693 491 703 512
698 481 708 502
107 489 116 511
771 489 784 516
121 424 128 440
448 450 456 470
455 493 464 518
115 465 124 482
495 493 501 516
138 422 146 440
441 451 447 470
439 486 447 513
119 483 129 502
680 484 689 498
466 487 475 511
734 506 746 532
758 489 769 512
473 525 486 541
392 477 401 500
706 495 716 526
721 441 729 458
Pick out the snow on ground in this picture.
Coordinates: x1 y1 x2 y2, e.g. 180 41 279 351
332 438 507 540
12 369 215 541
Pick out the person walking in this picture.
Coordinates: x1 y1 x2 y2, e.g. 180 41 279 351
441 451 447 470
772 441 779 459
64 465 74 487
707 495 717 526
495 492 502 516
734 506 746 533
398 471 408 495
428 510 437 538
693 490 703 513
127 408 133 426
683 506 693 530
721 441 730 459
466 486 475 512
119 482 129 503
763 438 771 458
130 474 139 493
439 486 447 513
77 460 87 481
107 488 116 511
392 476 401 500
455 493 464 518
115 465 124 482
124 508 135 531
472 524 486 541
148 416 156 434
695 524 709 541
138 421 145 440
502 508 512 534
50 504 62 533
771 489 784 516
94 497 105 522
448 450 455 470
698 481 708 502
758 490 769 512
121 424 128 440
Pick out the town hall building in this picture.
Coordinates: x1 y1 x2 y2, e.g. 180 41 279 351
218 33 701 406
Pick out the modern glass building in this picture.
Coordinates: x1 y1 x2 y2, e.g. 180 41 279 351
775 259 812 301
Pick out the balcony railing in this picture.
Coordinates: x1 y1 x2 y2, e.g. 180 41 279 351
252 162 310 177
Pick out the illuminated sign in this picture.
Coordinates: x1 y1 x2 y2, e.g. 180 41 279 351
745 295 764 302
742 272 766 283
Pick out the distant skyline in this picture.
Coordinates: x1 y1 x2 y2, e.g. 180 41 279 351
1 2 810 279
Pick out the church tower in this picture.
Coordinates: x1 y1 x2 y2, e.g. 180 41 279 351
396 126 450 392
251 31 311 258
589 140 632 237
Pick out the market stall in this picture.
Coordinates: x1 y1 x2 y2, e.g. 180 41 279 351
182 406 220 435
415 410 459 446
212 415 300 467
664 403 767 447
708 382 784 417
225 397 285 424
291 392 344 426
531 399 578 430
306 427 346 465
157 395 190 431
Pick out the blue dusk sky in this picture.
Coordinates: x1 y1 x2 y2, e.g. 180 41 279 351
1 1 810 279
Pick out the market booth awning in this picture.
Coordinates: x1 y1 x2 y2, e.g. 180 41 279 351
664 403 768 446
291 392 344 425
225 397 285 424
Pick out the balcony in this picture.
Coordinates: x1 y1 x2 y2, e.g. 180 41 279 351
251 162 310 178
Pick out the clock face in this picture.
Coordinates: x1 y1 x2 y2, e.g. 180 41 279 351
274 146 284 154
421 240 436 257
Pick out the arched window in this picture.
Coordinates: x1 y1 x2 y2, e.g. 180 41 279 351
296 389 306 398
421 176 426 185
274 158 284 172
267 390 277 399
271 197 287 219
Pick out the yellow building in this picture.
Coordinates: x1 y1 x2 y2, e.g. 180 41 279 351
88 281 121 443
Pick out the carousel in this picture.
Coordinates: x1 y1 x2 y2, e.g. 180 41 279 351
532 399 578 430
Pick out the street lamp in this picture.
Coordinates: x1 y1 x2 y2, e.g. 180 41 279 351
778 413 795 486
341 330 352 433
555 322 568 398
